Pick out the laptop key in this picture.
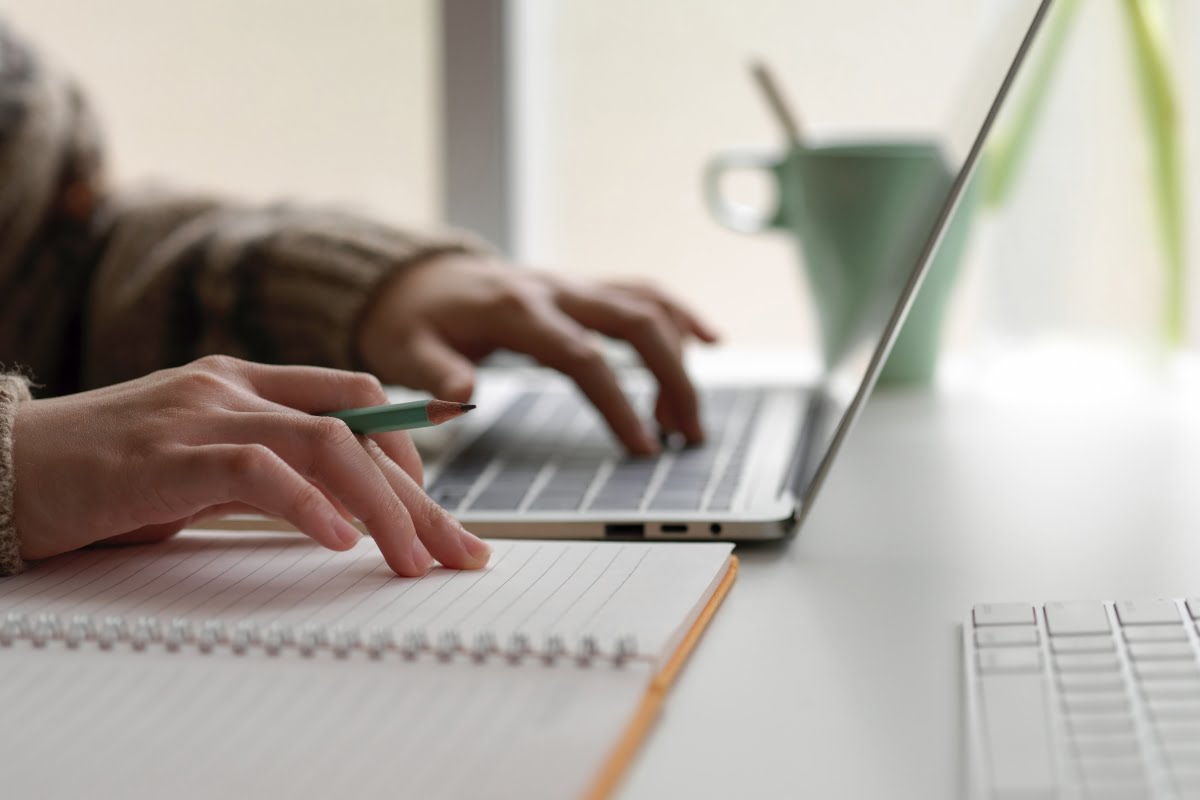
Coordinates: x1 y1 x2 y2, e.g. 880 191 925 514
647 493 705 511
587 496 645 512
527 495 583 512
468 492 526 512
430 488 469 510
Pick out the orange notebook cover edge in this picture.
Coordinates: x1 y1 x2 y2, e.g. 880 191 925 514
584 555 739 800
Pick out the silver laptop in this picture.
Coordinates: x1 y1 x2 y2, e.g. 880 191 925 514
425 0 1051 542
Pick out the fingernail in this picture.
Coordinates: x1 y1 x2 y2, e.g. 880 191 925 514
459 526 491 566
409 536 434 573
335 519 362 548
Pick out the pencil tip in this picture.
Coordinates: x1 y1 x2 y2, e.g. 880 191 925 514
459 404 476 412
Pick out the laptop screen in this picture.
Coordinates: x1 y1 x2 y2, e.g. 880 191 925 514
792 0 1051 518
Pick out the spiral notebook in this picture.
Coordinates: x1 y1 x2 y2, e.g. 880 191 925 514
0 531 736 799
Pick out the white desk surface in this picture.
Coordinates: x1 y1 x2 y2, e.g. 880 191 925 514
619 347 1200 799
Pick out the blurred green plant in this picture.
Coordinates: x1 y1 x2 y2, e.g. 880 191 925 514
984 0 1186 344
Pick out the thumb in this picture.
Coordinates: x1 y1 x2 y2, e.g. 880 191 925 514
391 329 477 402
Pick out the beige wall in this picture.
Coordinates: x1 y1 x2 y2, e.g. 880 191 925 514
3 0 440 226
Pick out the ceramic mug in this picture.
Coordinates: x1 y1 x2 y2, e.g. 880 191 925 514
704 141 975 383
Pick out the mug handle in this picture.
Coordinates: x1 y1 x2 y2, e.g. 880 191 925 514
703 149 785 234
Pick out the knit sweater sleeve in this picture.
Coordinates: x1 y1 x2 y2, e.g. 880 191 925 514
0 374 31 576
79 193 485 389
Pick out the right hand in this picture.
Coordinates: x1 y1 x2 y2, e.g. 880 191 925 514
11 355 491 577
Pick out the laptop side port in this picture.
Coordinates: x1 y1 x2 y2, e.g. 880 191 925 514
660 524 688 534
604 523 646 538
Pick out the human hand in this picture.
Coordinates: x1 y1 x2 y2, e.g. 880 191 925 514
11 355 490 576
358 253 719 454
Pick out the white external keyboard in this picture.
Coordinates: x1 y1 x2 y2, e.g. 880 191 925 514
965 600 1200 799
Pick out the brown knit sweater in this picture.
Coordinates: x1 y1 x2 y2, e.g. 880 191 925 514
0 21 480 574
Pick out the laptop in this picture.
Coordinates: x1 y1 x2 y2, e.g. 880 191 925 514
423 0 1051 542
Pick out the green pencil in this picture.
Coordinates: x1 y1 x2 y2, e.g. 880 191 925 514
322 399 476 435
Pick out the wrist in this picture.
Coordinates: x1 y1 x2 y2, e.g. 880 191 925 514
355 249 490 373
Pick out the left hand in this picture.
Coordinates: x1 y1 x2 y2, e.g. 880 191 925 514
357 253 719 454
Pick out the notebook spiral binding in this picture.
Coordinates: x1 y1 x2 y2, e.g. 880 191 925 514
0 612 640 666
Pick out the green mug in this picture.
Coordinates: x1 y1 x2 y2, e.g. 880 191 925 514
704 141 975 384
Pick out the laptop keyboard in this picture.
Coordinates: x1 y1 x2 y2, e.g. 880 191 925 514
965 599 1200 799
428 389 763 514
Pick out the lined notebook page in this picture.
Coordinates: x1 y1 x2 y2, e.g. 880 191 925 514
0 645 653 800
0 531 732 662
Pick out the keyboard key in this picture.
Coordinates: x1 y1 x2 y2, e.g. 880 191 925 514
1053 652 1120 673
978 673 1056 796
1051 635 1114 654
647 493 705 511
587 496 645 512
1067 712 1135 736
973 603 1035 627
1072 734 1141 758
1061 691 1130 715
1154 720 1200 742
468 490 527 511
1127 641 1196 661
1076 753 1144 781
1116 599 1182 625
429 487 469 510
1124 624 1188 643
975 627 1039 647
978 648 1041 674
1079 779 1150 800
1135 661 1200 681
1045 602 1110 636
527 495 583 512
1059 672 1125 692
1172 769 1200 798
1162 740 1200 765
1143 681 1200 701
1146 695 1200 720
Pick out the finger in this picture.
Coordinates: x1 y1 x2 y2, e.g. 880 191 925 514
604 280 721 343
233 362 391 413
654 393 679 436
217 413 434 576
228 364 424 486
556 289 704 444
180 444 364 553
494 301 659 454
380 328 477 403
361 439 491 570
